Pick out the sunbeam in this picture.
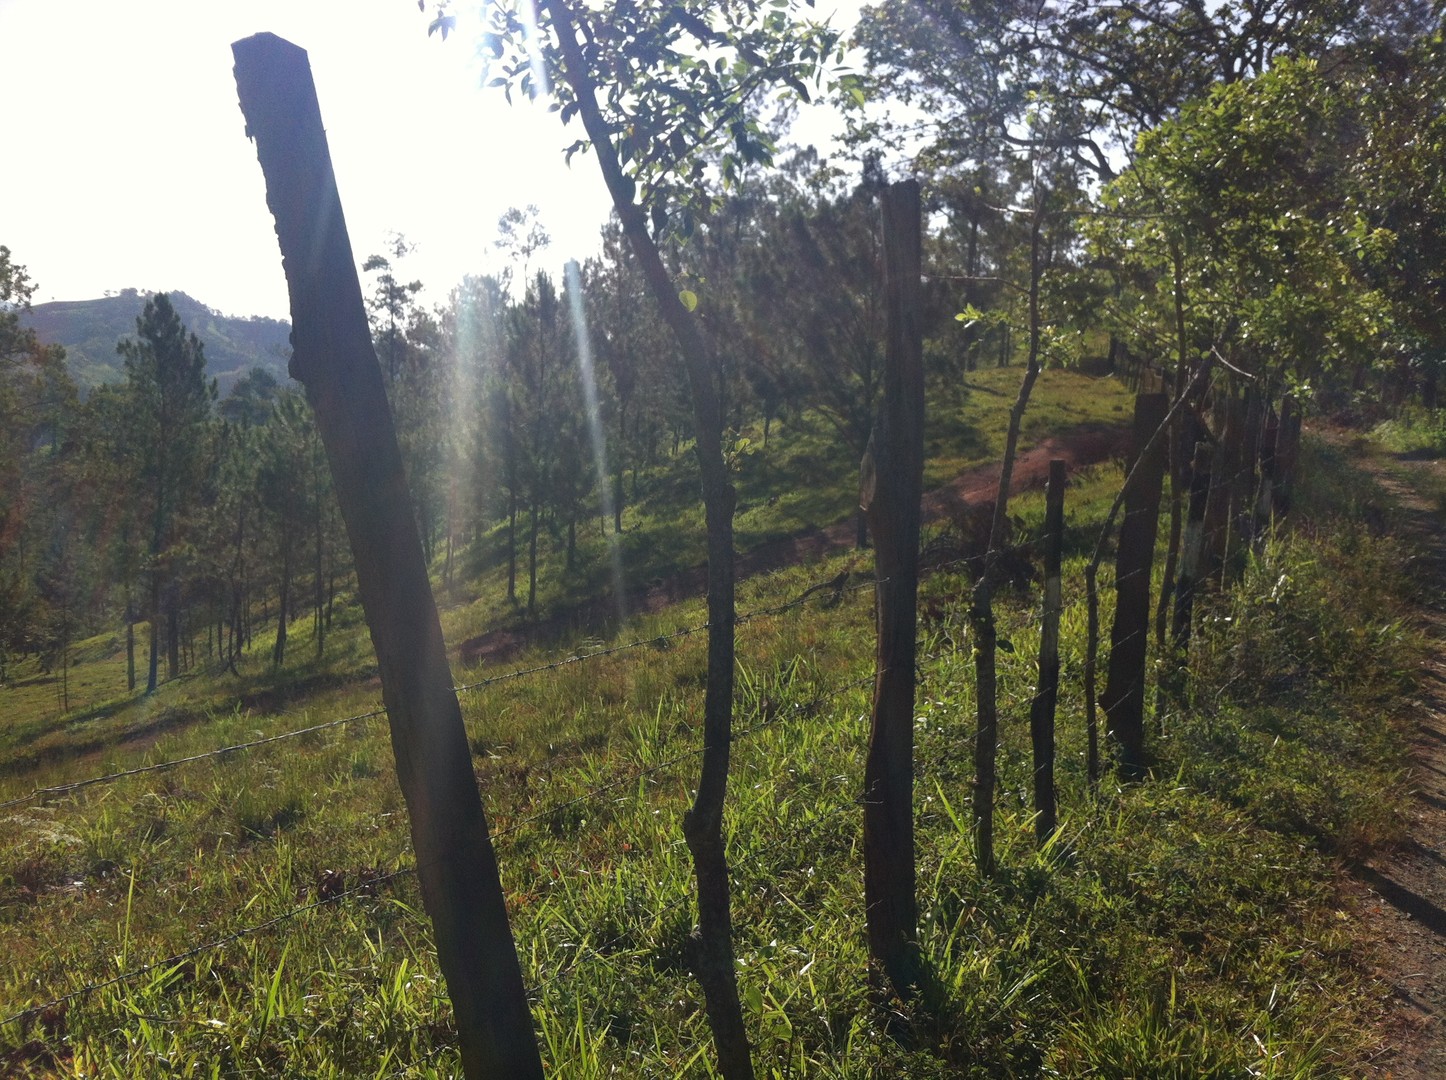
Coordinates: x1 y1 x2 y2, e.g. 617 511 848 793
564 258 627 624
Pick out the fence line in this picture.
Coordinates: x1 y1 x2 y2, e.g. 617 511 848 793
0 658 884 1031
0 569 882 814
0 706 388 814
0 515 1211 818
0 447 1278 1030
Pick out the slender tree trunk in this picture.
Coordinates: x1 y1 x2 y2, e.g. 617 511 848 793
546 5 750 1073
1153 242 1193 725
506 491 518 604
1256 404 1280 534
614 400 627 533
1241 387 1265 555
167 590 180 679
125 595 136 693
1171 442 1213 650
973 184 1045 876
1210 384 1248 582
315 493 326 660
146 614 159 696
527 497 539 617
273 542 290 668
146 569 161 695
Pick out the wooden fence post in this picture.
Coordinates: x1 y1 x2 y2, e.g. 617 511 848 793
1256 403 1280 531
1275 396 1302 515
1102 392 1169 780
1030 460 1066 843
861 179 924 1000
1171 441 1214 649
232 35 543 1080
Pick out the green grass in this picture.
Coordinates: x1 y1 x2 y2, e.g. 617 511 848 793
0 380 1425 1076
1370 406 1446 458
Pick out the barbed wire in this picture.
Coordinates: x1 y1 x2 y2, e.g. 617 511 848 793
0 661 881 1031
1 467 1263 818
0 706 388 814
0 857 417 1031
0 570 878 814
0 538 1246 1041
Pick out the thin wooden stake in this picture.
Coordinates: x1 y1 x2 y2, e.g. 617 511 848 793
1030 460 1065 843
861 179 924 999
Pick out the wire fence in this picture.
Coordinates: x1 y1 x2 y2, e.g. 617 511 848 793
0 652 881 1031
0 441 1284 1062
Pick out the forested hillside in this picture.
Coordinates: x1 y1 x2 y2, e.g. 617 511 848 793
22 289 291 392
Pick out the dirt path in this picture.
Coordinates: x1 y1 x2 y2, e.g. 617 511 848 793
457 423 1130 666
1352 454 1446 1077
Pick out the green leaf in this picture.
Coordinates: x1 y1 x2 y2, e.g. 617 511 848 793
679 289 699 312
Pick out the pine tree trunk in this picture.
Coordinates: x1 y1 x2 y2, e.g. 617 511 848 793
273 546 290 668
527 498 539 617
315 493 326 660
507 493 518 603
146 613 159 696
125 596 136 692
145 565 162 695
167 592 180 679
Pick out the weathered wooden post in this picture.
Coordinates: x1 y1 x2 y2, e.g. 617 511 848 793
1102 392 1168 780
1274 396 1302 515
1256 403 1280 533
1030 460 1066 843
860 179 924 1000
1171 441 1213 648
232 35 543 1080
1203 384 1249 578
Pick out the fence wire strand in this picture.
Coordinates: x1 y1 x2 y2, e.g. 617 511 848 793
0 659 882 1031
0 443 1281 1037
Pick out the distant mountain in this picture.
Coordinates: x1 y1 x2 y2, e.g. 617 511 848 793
23 289 293 395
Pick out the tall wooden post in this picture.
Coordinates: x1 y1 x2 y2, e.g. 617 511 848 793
1030 460 1066 843
861 180 924 999
1102 392 1168 780
232 35 543 1080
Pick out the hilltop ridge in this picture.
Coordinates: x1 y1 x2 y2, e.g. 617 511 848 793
22 288 292 394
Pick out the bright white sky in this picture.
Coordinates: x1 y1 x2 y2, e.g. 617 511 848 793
0 0 863 322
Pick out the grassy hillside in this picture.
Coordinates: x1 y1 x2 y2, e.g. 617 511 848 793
22 289 291 393
0 371 1426 1077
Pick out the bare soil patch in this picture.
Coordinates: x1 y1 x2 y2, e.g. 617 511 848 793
457 422 1130 667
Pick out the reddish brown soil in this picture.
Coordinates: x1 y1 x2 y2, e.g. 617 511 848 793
457 423 1130 667
1352 455 1446 1078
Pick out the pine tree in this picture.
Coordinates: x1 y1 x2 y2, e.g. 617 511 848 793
116 292 216 694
